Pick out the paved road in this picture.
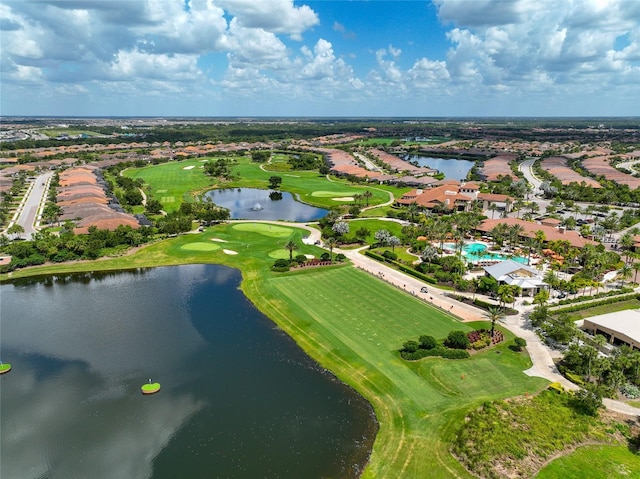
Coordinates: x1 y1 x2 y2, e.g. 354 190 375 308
519 158 543 196
8 171 54 239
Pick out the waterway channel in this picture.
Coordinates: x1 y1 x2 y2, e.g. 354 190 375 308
0 265 376 479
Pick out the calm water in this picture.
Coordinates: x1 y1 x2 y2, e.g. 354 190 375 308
205 188 327 221
405 155 475 181
0 265 376 479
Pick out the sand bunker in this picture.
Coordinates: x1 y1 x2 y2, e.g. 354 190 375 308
333 197 354 201
305 254 315 259
211 238 228 242
183 165 195 170
223 249 238 255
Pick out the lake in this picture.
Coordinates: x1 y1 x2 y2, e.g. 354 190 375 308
205 188 327 222
0 265 376 479
405 155 476 181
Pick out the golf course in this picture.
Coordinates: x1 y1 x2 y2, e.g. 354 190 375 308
3 220 551 477
5 158 637 478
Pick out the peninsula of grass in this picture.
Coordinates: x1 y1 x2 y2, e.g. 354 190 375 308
0 363 12 374
1 222 548 477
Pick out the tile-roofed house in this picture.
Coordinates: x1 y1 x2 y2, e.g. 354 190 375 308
477 218 596 248
396 184 474 212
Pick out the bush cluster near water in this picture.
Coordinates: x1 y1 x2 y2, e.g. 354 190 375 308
400 332 471 360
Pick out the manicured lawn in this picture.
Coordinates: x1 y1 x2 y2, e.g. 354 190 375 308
124 159 216 212
347 218 405 242
536 444 640 478
2 222 548 478
250 266 547 478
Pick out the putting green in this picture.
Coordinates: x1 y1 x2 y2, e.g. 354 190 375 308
311 190 357 198
232 223 292 238
180 242 221 252
268 249 290 259
141 382 161 394
0 363 11 374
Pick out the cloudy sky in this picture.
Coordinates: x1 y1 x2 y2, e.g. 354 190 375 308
1 0 639 117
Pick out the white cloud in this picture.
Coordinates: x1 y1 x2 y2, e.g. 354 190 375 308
105 49 202 81
216 0 319 40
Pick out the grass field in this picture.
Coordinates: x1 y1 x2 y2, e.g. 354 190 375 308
124 159 215 211
536 444 640 478
123 156 394 212
2 222 548 477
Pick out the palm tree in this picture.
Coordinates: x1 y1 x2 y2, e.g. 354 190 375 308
284 240 298 261
633 261 640 283
489 203 498 219
508 224 524 252
617 264 633 288
484 306 505 338
326 237 337 262
363 190 373 207
406 201 419 223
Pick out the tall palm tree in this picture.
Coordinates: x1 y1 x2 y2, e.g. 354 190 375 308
618 264 633 288
284 240 298 261
363 190 373 207
508 224 524 252
484 306 505 338
326 237 337 262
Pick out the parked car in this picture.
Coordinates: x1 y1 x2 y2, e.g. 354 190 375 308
556 293 566 299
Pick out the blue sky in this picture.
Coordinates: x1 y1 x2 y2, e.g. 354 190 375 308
1 0 639 117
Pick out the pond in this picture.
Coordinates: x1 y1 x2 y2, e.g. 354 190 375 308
405 155 476 181
205 188 327 222
0 265 376 479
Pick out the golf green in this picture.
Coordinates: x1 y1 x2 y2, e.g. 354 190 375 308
231 223 293 238
311 190 358 197
268 249 290 259
180 242 221 251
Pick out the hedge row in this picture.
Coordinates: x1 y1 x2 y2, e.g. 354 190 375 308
551 293 640 315
364 250 438 284
400 346 470 361
555 287 634 306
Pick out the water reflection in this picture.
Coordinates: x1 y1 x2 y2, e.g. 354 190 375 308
205 188 327 221
405 155 475 180
1 265 376 479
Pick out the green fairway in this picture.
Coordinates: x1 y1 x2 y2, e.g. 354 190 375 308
124 159 216 212
536 445 640 478
250 266 547 478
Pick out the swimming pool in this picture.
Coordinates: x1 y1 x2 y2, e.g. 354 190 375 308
442 242 528 264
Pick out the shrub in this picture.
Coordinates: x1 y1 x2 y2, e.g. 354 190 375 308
513 337 527 351
419 335 437 350
445 330 470 350
548 382 564 393
272 258 291 272
403 340 419 353
320 252 331 261
334 253 346 262
620 383 640 399
295 254 307 264
382 250 398 261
